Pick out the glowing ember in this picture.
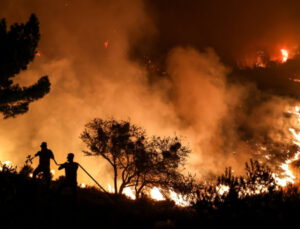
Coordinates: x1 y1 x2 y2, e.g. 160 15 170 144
80 183 86 188
35 51 41 56
50 169 55 176
281 49 288 62
150 187 165 201
104 40 109 48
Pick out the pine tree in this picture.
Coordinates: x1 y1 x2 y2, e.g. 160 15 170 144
0 14 50 118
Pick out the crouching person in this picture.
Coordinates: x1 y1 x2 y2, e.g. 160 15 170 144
58 153 79 202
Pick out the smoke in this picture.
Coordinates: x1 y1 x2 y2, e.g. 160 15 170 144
0 0 299 186
0 0 178 185
164 46 300 178
165 47 236 175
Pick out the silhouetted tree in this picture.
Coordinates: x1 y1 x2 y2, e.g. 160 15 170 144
81 118 145 194
80 118 195 198
0 14 50 118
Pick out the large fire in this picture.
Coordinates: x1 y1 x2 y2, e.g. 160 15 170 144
106 184 190 206
1 106 300 206
254 48 291 67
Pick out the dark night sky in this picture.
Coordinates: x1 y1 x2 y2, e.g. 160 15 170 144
132 0 300 66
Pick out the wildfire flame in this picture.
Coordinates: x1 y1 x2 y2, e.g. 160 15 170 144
3 160 12 166
2 104 300 205
274 106 300 187
107 184 114 193
216 184 230 196
123 187 136 200
150 187 165 201
106 184 190 206
275 151 300 187
281 49 288 63
0 160 12 171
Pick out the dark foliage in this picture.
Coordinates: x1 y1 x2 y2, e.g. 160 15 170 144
0 160 299 228
0 14 50 118
195 159 278 207
0 159 299 228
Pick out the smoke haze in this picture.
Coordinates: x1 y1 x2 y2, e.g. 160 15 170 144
0 0 300 185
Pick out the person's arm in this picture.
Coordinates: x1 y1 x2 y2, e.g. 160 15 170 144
50 150 59 165
58 163 65 170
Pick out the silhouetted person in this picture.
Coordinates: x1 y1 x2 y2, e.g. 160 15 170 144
58 153 79 201
32 141 55 187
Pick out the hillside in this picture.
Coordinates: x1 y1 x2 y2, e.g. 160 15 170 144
0 164 300 229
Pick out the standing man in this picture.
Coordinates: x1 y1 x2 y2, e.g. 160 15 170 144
58 153 79 201
32 141 56 187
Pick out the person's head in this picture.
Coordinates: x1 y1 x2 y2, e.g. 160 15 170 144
40 142 47 150
67 153 74 162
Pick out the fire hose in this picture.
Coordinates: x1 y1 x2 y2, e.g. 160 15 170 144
78 164 114 202
78 164 108 194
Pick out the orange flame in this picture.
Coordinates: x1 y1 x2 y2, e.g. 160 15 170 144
274 106 300 186
281 49 288 63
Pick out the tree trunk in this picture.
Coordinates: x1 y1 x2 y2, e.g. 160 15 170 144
113 165 118 194
119 182 125 194
136 183 145 199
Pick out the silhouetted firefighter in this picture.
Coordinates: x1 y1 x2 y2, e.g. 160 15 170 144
58 153 79 201
32 142 56 187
